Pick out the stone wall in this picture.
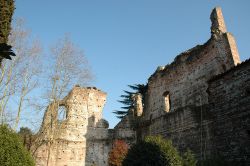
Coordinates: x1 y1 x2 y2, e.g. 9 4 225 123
33 7 249 165
136 6 240 138
129 7 249 164
143 7 240 121
136 105 213 159
33 86 135 166
208 60 250 164
33 87 110 166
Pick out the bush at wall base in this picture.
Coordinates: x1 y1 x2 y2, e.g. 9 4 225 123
122 136 183 166
0 125 35 166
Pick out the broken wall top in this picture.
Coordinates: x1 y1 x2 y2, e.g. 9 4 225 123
139 7 242 119
148 7 240 84
39 86 108 139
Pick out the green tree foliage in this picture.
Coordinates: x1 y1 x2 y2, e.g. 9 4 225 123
0 125 35 166
108 140 129 166
122 136 183 166
0 0 15 43
182 149 197 166
113 84 147 119
0 0 16 61
0 43 16 59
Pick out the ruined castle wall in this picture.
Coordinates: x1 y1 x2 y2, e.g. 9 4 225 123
136 7 242 160
33 7 248 165
34 141 86 166
113 112 136 144
208 60 250 164
144 35 240 121
85 127 111 166
143 8 240 121
138 105 213 159
33 87 110 166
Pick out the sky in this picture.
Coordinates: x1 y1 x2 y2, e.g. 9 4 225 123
14 0 250 129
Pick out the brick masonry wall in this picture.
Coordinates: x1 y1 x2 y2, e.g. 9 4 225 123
134 7 245 162
143 7 240 121
33 87 111 166
144 33 239 121
208 60 250 164
136 60 250 163
34 86 135 166
137 105 213 159
33 7 248 165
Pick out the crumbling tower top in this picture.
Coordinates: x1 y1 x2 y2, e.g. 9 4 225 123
210 7 227 34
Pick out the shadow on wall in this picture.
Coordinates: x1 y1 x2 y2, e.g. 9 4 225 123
85 115 111 166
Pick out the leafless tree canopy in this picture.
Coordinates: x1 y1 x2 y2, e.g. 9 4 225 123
0 19 93 131
0 18 42 128
47 35 93 100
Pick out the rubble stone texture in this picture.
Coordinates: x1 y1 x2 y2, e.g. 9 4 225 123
132 7 249 165
33 7 250 165
33 87 134 166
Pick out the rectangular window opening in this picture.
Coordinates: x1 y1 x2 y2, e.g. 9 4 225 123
163 91 170 112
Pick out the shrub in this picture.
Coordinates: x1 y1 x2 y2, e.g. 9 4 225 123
182 149 197 166
122 136 183 166
0 125 35 166
108 140 129 166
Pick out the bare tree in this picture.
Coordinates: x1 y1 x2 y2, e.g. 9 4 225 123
46 34 92 102
31 35 93 164
39 34 93 136
0 18 42 129
33 34 93 132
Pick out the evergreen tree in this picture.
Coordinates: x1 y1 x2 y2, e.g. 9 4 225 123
0 0 14 43
0 0 16 62
113 84 147 119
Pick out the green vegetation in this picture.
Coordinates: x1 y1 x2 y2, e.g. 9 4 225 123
0 125 35 166
0 0 15 43
113 84 147 119
182 149 197 166
0 0 16 60
123 136 183 166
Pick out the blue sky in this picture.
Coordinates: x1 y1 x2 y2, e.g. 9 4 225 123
14 0 250 128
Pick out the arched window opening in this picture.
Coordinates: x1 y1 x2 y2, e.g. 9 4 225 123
163 91 171 112
58 106 67 122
